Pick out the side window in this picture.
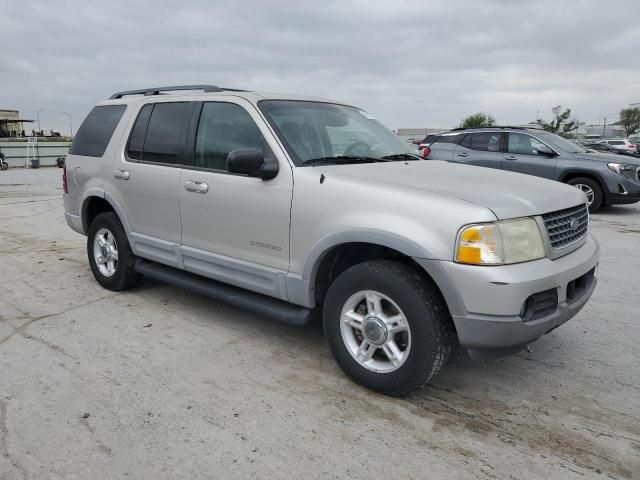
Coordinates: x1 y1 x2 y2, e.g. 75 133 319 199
434 134 464 144
470 133 503 152
141 102 193 164
127 104 153 160
508 133 546 155
69 105 126 157
195 102 267 171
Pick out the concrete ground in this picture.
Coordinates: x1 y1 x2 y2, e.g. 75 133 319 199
0 168 638 480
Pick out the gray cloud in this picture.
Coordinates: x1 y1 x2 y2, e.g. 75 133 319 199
1 0 638 133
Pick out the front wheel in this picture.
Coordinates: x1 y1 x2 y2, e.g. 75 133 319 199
323 260 452 396
1 162 8 171
566 177 603 213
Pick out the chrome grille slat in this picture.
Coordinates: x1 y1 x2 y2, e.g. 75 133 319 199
542 204 589 249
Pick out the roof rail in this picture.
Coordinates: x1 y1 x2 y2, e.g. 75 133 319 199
108 85 246 100
450 125 535 131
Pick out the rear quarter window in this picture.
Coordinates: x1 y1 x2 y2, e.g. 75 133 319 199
69 105 127 157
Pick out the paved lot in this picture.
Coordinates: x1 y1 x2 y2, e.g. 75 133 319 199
1 168 638 480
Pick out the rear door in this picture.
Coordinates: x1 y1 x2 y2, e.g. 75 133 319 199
427 133 464 160
108 101 195 267
178 99 293 300
502 132 558 179
452 132 504 169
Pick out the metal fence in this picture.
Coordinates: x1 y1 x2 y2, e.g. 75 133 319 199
0 141 71 167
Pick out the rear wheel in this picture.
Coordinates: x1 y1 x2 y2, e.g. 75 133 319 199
323 260 452 396
566 177 603 213
87 212 141 291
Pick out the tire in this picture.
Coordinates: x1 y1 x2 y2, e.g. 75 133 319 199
566 177 603 213
322 260 453 396
1 163 8 171
87 212 141 291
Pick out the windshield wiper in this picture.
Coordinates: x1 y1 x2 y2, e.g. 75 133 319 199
302 155 386 165
380 153 422 161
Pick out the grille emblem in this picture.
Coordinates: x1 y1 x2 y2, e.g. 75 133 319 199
570 219 580 231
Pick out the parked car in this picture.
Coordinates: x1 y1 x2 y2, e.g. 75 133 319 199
63 86 599 396
602 139 637 154
582 142 639 158
427 127 640 212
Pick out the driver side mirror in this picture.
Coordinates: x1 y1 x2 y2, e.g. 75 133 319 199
536 145 556 157
227 148 278 180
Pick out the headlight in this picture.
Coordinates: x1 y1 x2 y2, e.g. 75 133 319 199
456 218 545 265
608 163 638 181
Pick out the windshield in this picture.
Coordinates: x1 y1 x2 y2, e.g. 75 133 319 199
259 100 418 165
535 131 587 154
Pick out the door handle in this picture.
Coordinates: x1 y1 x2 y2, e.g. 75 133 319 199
504 155 517 161
184 180 209 194
114 169 130 180
457 152 468 157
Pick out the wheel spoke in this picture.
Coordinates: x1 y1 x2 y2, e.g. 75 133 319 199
110 249 119 261
385 313 408 334
356 340 376 361
382 340 403 367
107 259 116 273
366 291 383 316
343 310 364 330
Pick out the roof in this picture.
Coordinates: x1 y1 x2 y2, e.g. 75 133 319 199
0 118 34 123
100 84 341 107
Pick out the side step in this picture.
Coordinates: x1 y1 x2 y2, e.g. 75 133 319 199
134 259 314 326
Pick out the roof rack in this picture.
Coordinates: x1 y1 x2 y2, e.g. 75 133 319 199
450 125 536 131
109 85 247 100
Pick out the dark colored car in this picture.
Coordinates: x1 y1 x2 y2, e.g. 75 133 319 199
426 127 640 212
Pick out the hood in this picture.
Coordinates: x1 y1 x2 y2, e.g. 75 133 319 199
573 151 640 167
316 161 586 220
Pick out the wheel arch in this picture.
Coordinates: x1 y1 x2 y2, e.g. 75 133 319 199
81 194 130 234
302 232 453 319
559 170 609 204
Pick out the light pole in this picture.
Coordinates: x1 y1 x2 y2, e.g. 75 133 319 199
36 108 45 136
61 111 73 137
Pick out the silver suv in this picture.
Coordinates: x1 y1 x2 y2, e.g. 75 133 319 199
63 85 599 396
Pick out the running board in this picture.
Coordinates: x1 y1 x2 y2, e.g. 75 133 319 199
134 259 313 326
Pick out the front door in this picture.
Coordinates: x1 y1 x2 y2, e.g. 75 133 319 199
178 100 293 300
502 132 558 179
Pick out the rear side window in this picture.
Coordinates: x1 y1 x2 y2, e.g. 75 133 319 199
469 132 503 152
434 134 463 144
141 103 193 164
69 105 126 157
127 104 153 160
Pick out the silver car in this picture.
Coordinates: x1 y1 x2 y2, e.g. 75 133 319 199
63 85 599 396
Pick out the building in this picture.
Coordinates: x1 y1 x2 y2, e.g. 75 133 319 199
0 109 35 138
394 127 449 143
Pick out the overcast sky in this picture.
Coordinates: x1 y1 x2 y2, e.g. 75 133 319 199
2 0 639 134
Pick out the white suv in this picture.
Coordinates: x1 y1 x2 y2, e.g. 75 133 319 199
603 139 637 154
63 85 599 396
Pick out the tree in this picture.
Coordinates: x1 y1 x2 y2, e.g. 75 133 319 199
536 106 577 137
619 107 640 138
459 112 496 128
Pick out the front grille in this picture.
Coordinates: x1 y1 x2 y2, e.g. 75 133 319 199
542 204 588 249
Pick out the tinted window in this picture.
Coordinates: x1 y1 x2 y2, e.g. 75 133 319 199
609 141 623 145
69 105 126 157
508 133 547 155
127 104 153 160
470 132 503 152
434 134 464 144
141 103 193 164
195 102 267 171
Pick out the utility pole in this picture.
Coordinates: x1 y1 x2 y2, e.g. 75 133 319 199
602 117 607 138
36 108 45 135
61 112 73 137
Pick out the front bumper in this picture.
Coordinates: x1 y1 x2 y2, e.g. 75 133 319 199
416 234 600 358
